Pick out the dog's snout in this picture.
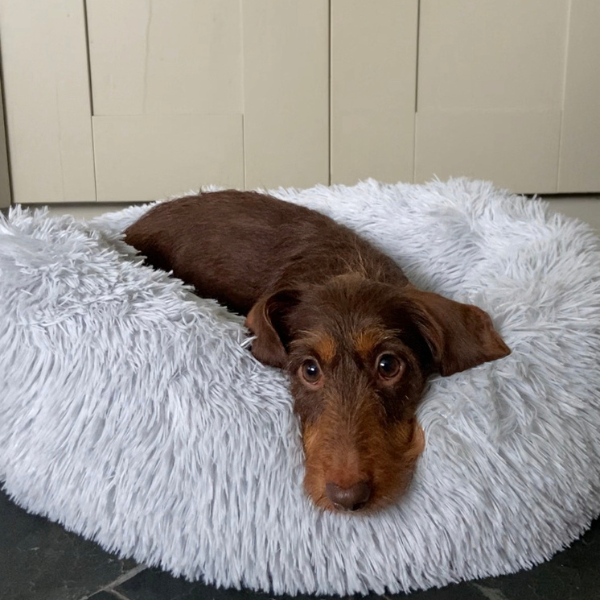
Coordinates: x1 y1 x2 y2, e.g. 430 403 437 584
325 480 372 511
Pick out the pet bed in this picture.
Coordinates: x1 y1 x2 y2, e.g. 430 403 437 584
1 179 599 595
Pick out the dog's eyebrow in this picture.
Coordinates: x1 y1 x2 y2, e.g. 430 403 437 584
315 334 337 363
353 328 400 357
291 331 337 363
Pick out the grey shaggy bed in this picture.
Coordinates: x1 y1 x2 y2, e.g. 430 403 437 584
1 179 600 595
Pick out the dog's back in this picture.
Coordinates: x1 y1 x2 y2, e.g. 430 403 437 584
124 190 407 314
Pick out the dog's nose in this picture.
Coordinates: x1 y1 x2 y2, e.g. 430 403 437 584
325 481 371 511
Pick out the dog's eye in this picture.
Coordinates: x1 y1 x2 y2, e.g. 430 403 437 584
300 359 322 385
377 353 404 381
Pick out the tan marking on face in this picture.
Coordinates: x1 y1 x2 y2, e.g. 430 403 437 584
302 422 319 456
383 419 426 501
307 332 336 363
353 328 388 359
392 419 425 464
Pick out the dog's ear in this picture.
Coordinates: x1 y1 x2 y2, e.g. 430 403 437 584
403 286 510 376
245 289 302 369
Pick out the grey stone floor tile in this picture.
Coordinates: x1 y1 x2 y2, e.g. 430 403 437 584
387 582 488 599
117 568 488 600
89 593 126 600
118 569 277 600
471 518 600 600
0 489 141 600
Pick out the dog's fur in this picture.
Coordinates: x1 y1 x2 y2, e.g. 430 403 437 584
125 190 510 512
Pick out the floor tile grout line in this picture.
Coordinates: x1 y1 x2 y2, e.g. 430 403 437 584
106 588 134 600
472 582 511 600
102 564 148 592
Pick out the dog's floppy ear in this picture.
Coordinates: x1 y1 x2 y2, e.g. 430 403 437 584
245 289 302 369
403 286 510 377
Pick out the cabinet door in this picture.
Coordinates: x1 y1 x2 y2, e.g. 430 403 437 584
0 0 96 204
88 0 329 201
242 0 329 190
88 0 243 201
330 0 418 185
558 0 600 193
415 0 569 193
0 75 10 208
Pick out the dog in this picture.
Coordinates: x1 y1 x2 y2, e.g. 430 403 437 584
124 190 510 512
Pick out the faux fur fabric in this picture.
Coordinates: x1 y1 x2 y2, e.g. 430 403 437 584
1 179 600 595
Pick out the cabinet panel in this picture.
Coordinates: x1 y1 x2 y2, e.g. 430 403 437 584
2 0 598 200
87 0 242 116
93 115 243 201
242 0 329 189
416 109 561 194
331 0 418 185
0 0 95 203
416 0 569 192
558 0 600 192
418 0 569 111
0 76 10 208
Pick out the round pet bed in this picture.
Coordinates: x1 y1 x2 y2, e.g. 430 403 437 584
1 179 599 595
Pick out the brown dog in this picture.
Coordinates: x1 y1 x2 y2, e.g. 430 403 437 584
125 190 510 512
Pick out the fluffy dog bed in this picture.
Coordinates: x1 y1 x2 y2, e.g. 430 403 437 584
1 179 600 595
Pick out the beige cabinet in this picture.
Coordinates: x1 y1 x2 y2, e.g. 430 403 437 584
415 0 568 193
88 0 329 199
88 0 246 200
0 74 10 208
558 0 600 193
330 0 418 185
0 0 329 203
0 0 96 204
0 0 599 203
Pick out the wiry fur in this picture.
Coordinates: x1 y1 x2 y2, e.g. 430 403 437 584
1 178 600 595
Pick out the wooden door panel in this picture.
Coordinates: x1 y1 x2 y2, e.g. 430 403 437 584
416 109 561 194
0 76 10 208
87 0 242 116
558 0 600 192
0 0 95 203
242 0 329 189
88 0 329 195
418 0 568 112
87 0 245 200
416 0 569 192
93 115 243 201
330 0 418 185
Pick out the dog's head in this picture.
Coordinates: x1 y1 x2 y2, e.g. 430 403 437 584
246 274 510 512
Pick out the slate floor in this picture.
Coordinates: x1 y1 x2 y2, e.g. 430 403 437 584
1 488 599 600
